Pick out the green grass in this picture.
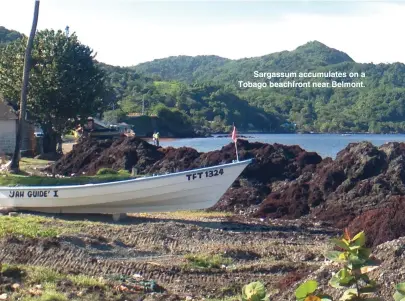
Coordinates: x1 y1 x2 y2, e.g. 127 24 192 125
0 173 133 186
67 274 106 288
20 291 68 301
0 214 126 239
24 265 105 287
19 158 52 167
168 210 233 218
1 156 133 186
96 168 130 176
0 216 60 238
135 210 233 220
2 264 105 301
204 296 242 301
185 253 233 269
26 266 63 284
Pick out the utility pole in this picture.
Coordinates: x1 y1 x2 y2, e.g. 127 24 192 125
9 0 40 172
65 26 69 37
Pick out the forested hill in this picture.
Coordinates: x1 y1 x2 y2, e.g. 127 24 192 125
134 41 405 134
134 41 355 83
100 62 282 135
133 55 230 83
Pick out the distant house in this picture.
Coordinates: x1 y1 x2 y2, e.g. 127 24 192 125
0 97 35 155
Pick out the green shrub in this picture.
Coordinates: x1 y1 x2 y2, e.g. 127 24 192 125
118 169 131 176
96 168 118 175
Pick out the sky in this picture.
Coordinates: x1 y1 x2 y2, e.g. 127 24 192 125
1 0 405 66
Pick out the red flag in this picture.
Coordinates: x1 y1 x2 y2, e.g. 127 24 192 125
231 126 237 142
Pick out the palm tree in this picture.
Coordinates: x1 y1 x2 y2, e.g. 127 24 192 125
9 0 40 172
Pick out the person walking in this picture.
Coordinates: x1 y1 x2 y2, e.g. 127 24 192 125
155 132 160 147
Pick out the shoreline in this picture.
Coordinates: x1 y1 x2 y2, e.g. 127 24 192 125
140 132 405 139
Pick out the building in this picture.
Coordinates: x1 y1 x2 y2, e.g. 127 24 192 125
0 98 18 154
0 97 35 155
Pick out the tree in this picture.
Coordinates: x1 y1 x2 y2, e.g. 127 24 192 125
8 0 40 172
0 26 23 45
0 29 106 153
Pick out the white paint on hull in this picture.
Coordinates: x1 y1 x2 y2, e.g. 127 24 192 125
0 159 252 214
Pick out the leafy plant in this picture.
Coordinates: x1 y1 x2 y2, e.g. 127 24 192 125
393 283 405 301
325 229 381 300
241 281 269 301
295 280 332 301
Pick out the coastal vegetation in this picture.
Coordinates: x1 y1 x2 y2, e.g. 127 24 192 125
100 63 281 135
134 41 405 134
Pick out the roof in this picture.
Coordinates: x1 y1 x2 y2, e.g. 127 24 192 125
0 96 18 120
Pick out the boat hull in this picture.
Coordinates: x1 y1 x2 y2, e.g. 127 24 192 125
0 159 251 214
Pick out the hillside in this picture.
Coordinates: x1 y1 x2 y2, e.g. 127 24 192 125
101 62 282 135
133 55 230 84
135 41 354 84
134 41 405 134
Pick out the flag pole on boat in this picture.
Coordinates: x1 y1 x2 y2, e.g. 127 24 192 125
232 124 239 162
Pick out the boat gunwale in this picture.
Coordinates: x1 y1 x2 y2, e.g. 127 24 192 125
0 159 253 190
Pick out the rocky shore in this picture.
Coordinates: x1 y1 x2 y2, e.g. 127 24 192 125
47 137 405 248
6 137 398 300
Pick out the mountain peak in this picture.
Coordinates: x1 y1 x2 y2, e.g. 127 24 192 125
298 40 328 48
294 40 354 64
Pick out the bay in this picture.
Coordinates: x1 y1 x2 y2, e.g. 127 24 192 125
158 134 405 159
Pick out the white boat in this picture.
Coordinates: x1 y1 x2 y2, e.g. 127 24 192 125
0 159 252 216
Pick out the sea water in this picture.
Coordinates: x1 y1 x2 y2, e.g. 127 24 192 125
158 134 405 159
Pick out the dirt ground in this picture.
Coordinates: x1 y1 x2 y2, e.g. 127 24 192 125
0 212 338 300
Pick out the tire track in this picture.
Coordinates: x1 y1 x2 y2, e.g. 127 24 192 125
0 218 335 297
